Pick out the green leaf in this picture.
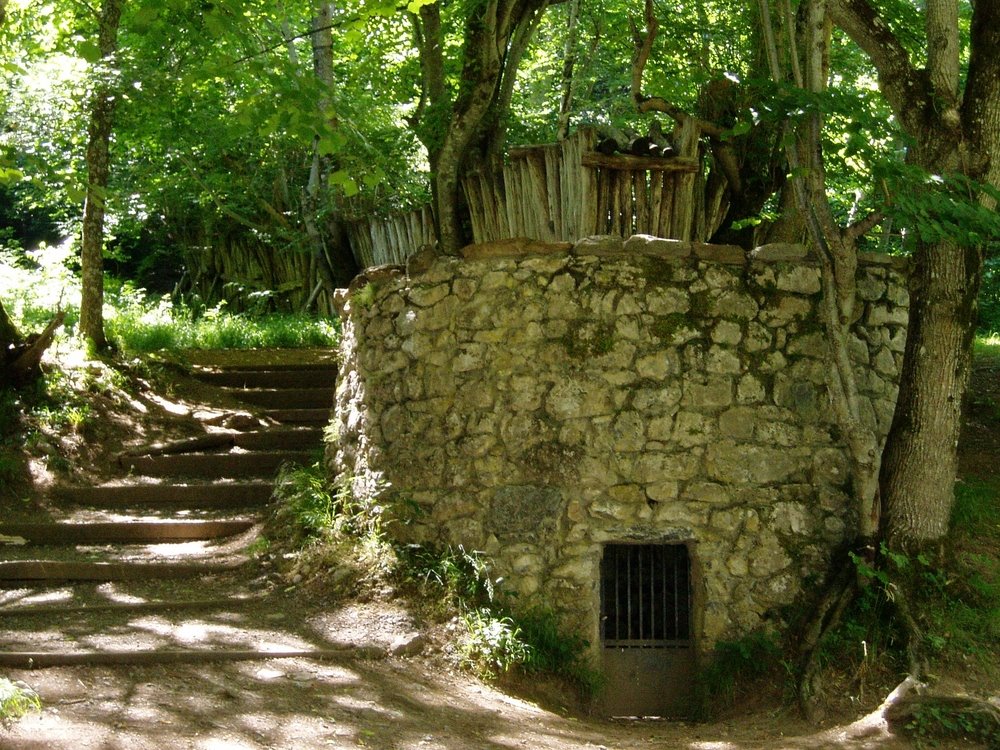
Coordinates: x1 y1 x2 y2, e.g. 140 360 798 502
66 184 87 203
330 170 359 197
407 0 435 12
0 168 25 186
721 121 751 141
362 169 385 189
133 6 160 31
78 40 103 63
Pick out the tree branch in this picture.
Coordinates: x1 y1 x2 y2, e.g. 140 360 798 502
828 0 931 135
844 210 884 243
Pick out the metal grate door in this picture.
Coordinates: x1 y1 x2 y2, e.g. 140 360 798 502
599 543 694 716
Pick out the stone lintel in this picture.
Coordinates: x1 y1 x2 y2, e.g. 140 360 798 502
858 251 910 271
572 234 626 256
693 243 746 264
459 237 573 260
624 234 691 258
750 243 809 262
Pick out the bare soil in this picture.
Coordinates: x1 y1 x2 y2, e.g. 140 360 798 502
1 348 996 749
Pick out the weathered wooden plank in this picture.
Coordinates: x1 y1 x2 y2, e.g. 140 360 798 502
635 171 650 235
544 145 562 240
526 152 550 240
581 153 699 172
659 172 675 238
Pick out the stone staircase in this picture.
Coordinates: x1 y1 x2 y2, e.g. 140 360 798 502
0 350 350 668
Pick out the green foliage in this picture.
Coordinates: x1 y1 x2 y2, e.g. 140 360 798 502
514 605 603 695
0 242 79 334
459 608 531 680
878 163 1000 248
399 543 498 608
104 284 339 354
819 493 1000 706
902 698 1000 748
0 677 41 728
977 258 1000 335
270 463 385 544
695 630 783 717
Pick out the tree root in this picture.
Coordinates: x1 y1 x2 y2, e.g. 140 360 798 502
796 548 930 722
797 561 858 720
1 309 65 387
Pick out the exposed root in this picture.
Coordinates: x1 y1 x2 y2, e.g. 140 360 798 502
796 547 931 721
797 561 857 720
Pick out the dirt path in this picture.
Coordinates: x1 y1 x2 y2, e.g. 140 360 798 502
3 653 925 750
1 349 989 748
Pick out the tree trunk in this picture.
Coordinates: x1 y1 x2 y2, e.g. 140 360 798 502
79 0 124 350
830 0 1000 547
556 0 581 141
412 0 550 254
879 240 981 546
0 298 20 350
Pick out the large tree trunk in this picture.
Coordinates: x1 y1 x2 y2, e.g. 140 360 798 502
412 0 550 254
879 240 981 546
831 0 1000 548
79 0 124 350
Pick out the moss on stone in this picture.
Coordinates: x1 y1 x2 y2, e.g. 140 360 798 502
650 314 691 344
561 321 616 358
639 256 675 286
352 282 378 310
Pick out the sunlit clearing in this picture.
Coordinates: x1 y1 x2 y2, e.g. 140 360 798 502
0 588 73 606
254 667 285 681
94 584 148 604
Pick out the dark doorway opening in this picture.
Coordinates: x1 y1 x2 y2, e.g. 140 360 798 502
599 542 695 716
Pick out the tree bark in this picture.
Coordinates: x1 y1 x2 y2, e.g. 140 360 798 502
556 0 580 141
879 240 981 545
831 0 1000 546
412 0 551 254
0 299 20 350
79 0 124 351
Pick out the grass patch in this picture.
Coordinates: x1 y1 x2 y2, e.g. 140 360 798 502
973 333 1000 361
807 479 1000 724
105 285 339 354
695 631 786 719
266 463 599 696
0 677 41 727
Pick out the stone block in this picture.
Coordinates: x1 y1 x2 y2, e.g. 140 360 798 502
487 485 564 537
624 234 691 258
573 234 625 256
750 243 809 261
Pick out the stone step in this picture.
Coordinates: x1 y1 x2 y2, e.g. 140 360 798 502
0 520 254 545
0 647 365 669
192 368 337 389
224 386 332 410
120 451 315 478
128 428 323 456
182 349 337 371
0 596 259 618
54 482 274 509
265 408 330 425
0 560 245 586
235 428 323 451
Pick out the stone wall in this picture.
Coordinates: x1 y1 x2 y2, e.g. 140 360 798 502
329 235 909 655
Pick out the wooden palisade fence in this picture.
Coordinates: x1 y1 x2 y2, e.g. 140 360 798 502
351 123 708 269
181 237 340 317
181 124 714 310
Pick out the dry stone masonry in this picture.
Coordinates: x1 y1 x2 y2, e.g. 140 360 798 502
329 235 909 656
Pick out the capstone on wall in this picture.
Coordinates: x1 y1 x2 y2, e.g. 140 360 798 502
328 235 909 653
